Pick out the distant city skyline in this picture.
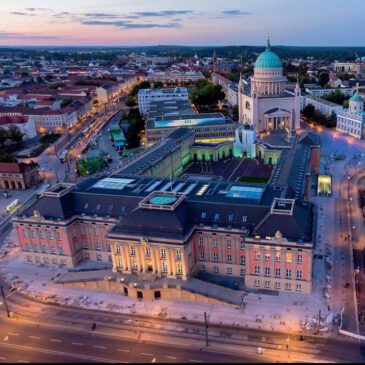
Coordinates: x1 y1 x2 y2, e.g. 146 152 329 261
0 0 364 47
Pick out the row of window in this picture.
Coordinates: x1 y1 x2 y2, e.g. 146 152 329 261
116 245 182 260
254 279 303 292
22 228 62 241
198 237 246 248
25 242 64 255
253 250 303 264
26 255 67 266
207 265 245 276
253 266 303 280
119 259 184 275
197 241 304 264
199 252 245 264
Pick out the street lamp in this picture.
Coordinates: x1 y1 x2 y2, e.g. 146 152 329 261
0 285 10 317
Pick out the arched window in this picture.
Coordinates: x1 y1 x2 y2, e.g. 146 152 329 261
245 101 251 110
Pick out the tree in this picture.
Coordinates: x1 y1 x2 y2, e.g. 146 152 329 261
152 81 164 88
126 108 144 148
0 127 9 146
302 104 315 120
130 81 151 96
125 95 137 107
191 79 225 107
299 74 310 88
21 71 29 77
8 125 24 143
60 98 73 108
318 72 329 87
45 74 53 81
0 153 17 163
322 89 349 105
325 112 337 128
343 100 349 108
36 76 43 83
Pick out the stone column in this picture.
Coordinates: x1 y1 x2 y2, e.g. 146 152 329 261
181 249 189 280
111 242 118 273
170 249 177 278
138 245 146 273
244 243 249 276
122 244 132 273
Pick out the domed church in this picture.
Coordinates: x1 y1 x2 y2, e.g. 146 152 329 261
238 38 301 132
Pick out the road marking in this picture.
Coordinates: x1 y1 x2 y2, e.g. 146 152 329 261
17 361 30 363
8 333 19 336
0 357 7 360
0 341 120 363
141 353 153 356
165 356 177 360
94 345 106 349
3 337 8 342
293 359 335 363
29 336 40 340
72 342 84 346
117 349 130 353
189 360 202 363
50 339 62 343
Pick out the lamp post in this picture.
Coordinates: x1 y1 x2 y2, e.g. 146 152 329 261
204 312 209 347
286 337 290 358
0 285 10 318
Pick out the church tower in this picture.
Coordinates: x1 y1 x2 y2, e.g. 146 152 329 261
212 49 217 72
294 75 301 129
349 83 364 114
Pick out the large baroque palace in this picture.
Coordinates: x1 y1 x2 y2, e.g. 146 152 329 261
13 41 321 295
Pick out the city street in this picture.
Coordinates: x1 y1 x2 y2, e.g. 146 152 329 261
0 287 363 364
0 319 260 364
303 122 365 336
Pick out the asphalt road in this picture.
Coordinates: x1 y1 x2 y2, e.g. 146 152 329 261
0 319 263 364
1 284 364 364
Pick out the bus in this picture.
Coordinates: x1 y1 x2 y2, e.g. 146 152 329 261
6 199 20 213
59 149 69 163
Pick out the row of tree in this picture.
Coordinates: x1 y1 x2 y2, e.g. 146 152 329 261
190 79 225 108
125 108 144 148
322 89 350 107
302 104 337 128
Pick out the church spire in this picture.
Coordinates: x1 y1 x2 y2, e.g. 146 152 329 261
266 34 271 51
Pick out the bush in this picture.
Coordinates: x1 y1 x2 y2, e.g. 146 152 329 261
125 95 137 107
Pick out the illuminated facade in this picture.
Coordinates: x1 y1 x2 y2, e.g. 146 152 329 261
146 113 236 145
13 126 320 295
238 38 301 132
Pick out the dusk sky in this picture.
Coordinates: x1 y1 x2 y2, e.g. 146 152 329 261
0 0 364 47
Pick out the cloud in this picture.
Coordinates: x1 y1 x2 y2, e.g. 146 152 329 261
133 10 193 17
222 10 250 15
10 12 36 17
25 8 50 12
81 20 181 29
0 31 60 39
83 13 121 18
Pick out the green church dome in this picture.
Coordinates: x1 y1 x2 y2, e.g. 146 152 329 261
350 90 364 102
255 38 282 70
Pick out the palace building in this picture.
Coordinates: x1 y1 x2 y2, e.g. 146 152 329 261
13 125 320 295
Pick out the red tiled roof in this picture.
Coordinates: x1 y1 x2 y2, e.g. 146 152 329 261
0 115 28 125
0 162 33 173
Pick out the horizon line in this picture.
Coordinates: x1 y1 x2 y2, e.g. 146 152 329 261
1 44 365 49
